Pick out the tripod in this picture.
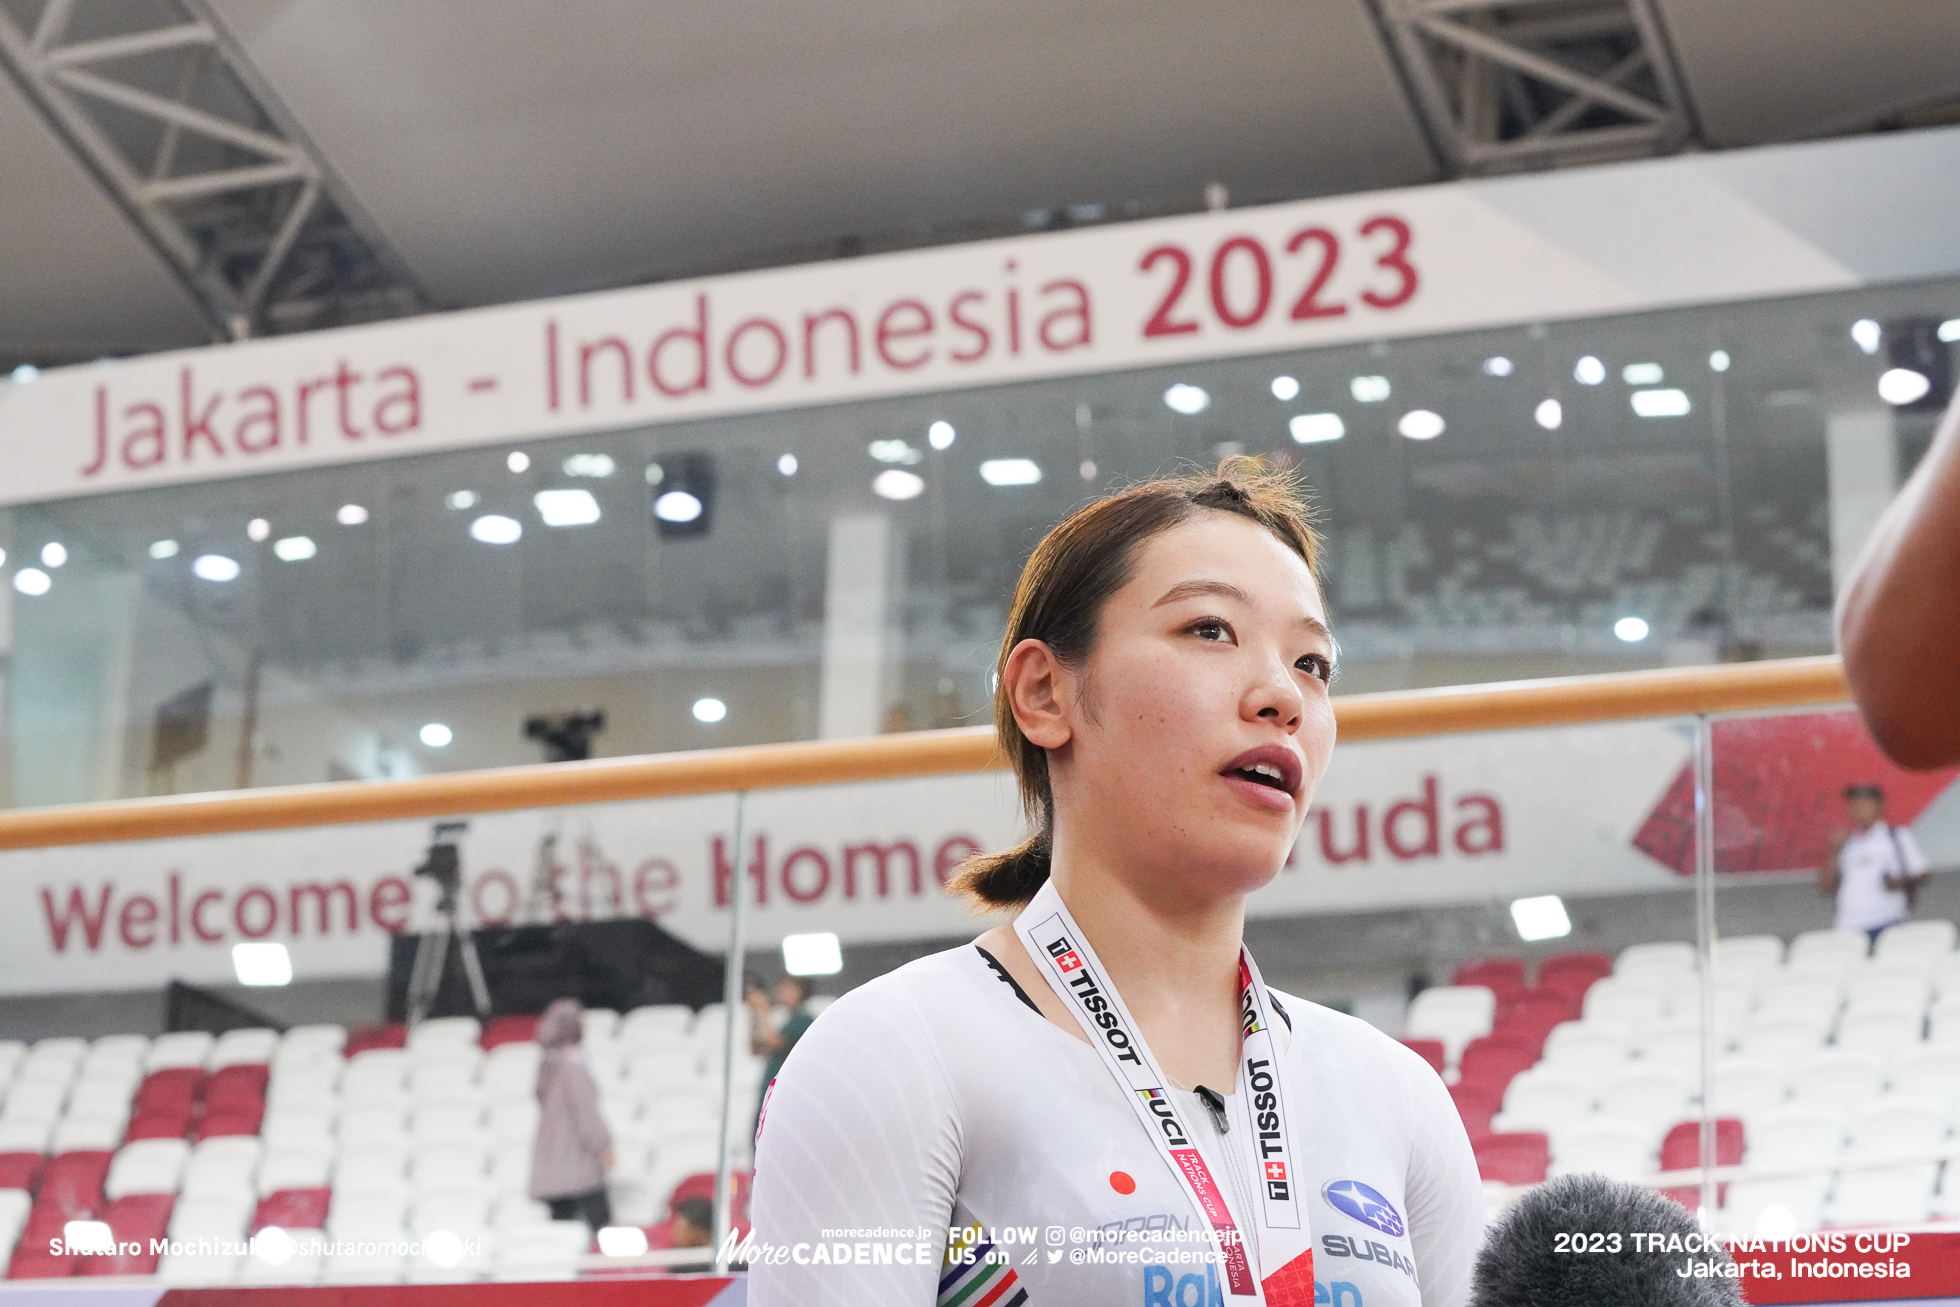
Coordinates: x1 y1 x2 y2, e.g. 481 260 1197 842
406 822 492 1025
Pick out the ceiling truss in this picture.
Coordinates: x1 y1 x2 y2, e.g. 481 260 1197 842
1371 0 1701 175
0 0 426 339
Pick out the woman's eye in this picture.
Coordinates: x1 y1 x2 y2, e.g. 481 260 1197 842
1191 618 1231 642
1297 654 1333 683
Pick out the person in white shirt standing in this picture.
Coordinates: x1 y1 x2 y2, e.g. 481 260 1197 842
1821 783 1929 950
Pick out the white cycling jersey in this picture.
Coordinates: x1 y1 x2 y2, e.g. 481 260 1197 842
749 942 1484 1307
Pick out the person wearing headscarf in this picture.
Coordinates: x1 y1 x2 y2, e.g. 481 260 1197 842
528 997 614 1230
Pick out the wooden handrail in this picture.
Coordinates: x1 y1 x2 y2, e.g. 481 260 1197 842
0 655 1848 852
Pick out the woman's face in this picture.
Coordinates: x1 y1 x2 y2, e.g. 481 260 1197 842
1037 511 1338 904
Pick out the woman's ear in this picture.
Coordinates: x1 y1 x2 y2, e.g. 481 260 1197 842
1001 638 1073 749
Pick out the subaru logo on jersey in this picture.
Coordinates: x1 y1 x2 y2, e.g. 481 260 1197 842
1321 1179 1406 1238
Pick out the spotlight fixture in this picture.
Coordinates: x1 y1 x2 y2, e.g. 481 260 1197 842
40 542 66 568
419 723 453 748
980 459 1041 486
534 488 602 527
783 931 844 976
506 451 531 473
1481 357 1513 378
1621 363 1664 385
692 697 727 723
1614 616 1650 642
649 452 715 538
9 364 38 384
470 515 522 544
872 469 925 500
1850 319 1882 355
1289 414 1344 444
1879 319 1951 411
1349 375 1391 403
193 554 241 582
273 536 317 561
1510 895 1572 942
1878 368 1932 406
928 420 956 449
1573 356 1606 385
1163 383 1210 415
246 518 270 542
1709 350 1731 372
148 539 179 560
777 453 798 476
562 453 616 478
1397 410 1445 440
1534 399 1563 430
12 568 50 596
1270 375 1301 401
336 504 369 526
445 490 479 510
1631 389 1691 418
232 942 293 986
868 439 923 464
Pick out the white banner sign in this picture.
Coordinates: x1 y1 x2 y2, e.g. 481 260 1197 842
0 722 1707 995
5 128 1959 507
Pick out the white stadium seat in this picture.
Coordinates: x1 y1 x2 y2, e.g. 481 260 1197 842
0 1189 31 1264
413 1186 491 1234
1737 1013 1829 1061
329 1187 411 1238
489 1143 533 1194
212 1028 281 1067
1712 935 1784 976
323 1247 408 1284
281 1024 350 1055
1709 1056 1786 1122
1828 1163 1938 1227
340 1103 410 1145
106 1138 192 1198
1747 1105 1844 1169
1581 980 1665 1030
52 1112 126 1152
0 1118 53 1153
1786 1051 1884 1112
1845 968 1932 1012
411 1100 486 1146
1724 1178 1827 1238
1787 930 1866 977
1595 1064 1692 1129
491 1193 551 1229
171 1194 254 1241
582 1009 621 1043
407 1017 481 1054
1875 919 1957 962
491 1219 592 1281
1539 1022 1630 1077
1549 1120 1656 1180
1754 974 1843 1018
258 1145 334 1195
1932 1000 1960 1045
1404 986 1496 1066
1888 1045 1960 1099
1616 941 1696 977
488 1100 540 1145
1834 1004 1923 1053
619 1004 694 1048
147 1031 216 1069
264 1106 338 1150
412 1142 489 1192
335 1146 409 1190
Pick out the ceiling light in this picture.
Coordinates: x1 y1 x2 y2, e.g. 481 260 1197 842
782 931 843 976
419 722 453 748
336 503 369 526
10 364 38 384
506 451 531 473
535 488 602 527
1850 319 1882 355
1510 895 1572 942
1290 413 1344 444
469 514 522 544
1079 459 1097 479
598 1227 649 1258
1482 356 1513 378
232 942 292 986
1397 409 1445 440
1709 350 1731 372
273 536 316 562
1877 367 1932 406
1163 383 1210 415
148 539 179 560
644 462 664 485
1270 375 1301 401
869 439 923 465
1938 319 1960 344
246 518 270 542
928 420 956 449
1631 388 1692 418
1614 616 1650 642
1622 362 1664 385
193 554 241 582
692 697 727 723
777 453 798 476
562 453 616 478
39 542 66 568
1350 375 1391 403
445 490 478 510
654 490 704 522
980 459 1041 486
12 568 50 596
1573 356 1606 385
1534 399 1563 430
872 469 925 500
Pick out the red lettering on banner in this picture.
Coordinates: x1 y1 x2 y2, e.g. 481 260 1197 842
1318 807 1371 863
1454 795 1505 854
83 388 109 476
1038 279 1092 351
633 858 679 917
123 401 166 468
333 361 364 439
373 367 420 436
801 308 861 379
290 881 359 935
168 872 183 945
1384 776 1441 860
781 847 831 903
296 376 330 445
41 885 114 952
649 295 711 397
933 835 982 887
181 368 224 461
727 317 789 388
234 386 281 453
843 841 921 898
234 887 278 938
369 877 411 933
947 292 989 363
191 890 225 942
875 300 933 370
546 319 562 411
713 834 770 908
118 895 158 950
471 871 518 927
580 336 635 407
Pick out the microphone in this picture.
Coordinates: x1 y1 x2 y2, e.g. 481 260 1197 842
1471 1174 1744 1307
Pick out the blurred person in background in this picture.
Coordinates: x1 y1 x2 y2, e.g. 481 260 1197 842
1821 783 1929 949
1839 387 1960 768
529 997 614 1230
747 975 814 1118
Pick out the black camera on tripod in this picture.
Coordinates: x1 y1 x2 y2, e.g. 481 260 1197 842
412 820 469 914
524 710 606 762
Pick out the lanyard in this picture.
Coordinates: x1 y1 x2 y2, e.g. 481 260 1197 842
1014 880 1316 1304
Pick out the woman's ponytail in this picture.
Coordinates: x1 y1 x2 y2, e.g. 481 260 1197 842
947 828 1051 910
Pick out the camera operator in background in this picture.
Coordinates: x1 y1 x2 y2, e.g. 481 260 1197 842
528 997 615 1231
1821 783 1929 950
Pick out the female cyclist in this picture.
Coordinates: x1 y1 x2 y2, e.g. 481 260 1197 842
749 459 1483 1306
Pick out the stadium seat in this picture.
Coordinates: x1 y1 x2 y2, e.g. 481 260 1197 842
411 1061 483 1104
51 1114 126 1154
0 1120 53 1154
328 1186 409 1238
1787 930 1866 977
106 1138 191 1198
412 1186 490 1234
1932 953 1960 1001
343 1024 408 1057
258 1146 333 1196
197 1109 265 1142
1828 1162 1938 1227
1874 919 1957 962
1616 942 1695 978
489 1100 540 1145
413 1142 488 1192
581 1009 621 1044
1455 1037 1538 1096
280 1024 349 1056
211 1029 280 1068
342 1050 410 1103
1888 1045 1960 1100
1581 980 1665 1030
1755 973 1844 1018
183 1138 262 1199
1712 935 1784 976
206 1063 270 1107
1447 1082 1500 1139
492 1192 551 1229
1396 1038 1444 1075
37 1150 111 1218
1492 1068 1592 1137
170 1193 253 1241
235 1226 325 1284
252 1187 330 1233
0 1151 45 1193
1494 991 1577 1052
1473 1133 1549 1185
1452 958 1526 1006
1404 986 1496 1066
335 1146 408 1191
1748 1105 1844 1170
82 1193 173 1275
8 1244 78 1279
1787 1051 1884 1112
408 1018 481 1055
1549 1120 1655 1180
1737 1012 1830 1061
3 1079 69 1123
619 1005 694 1049
1708 1057 1786 1121
411 1101 485 1146
1845 968 1932 1012
1538 951 1612 988
0 1188 31 1265
263 1106 336 1151
1932 999 1960 1045
146 1032 215 1071
1724 1178 1826 1237
1659 1118 1745 1172
1596 1064 1693 1129
488 1143 533 1194
481 1016 541 1050
1835 1004 1924 1052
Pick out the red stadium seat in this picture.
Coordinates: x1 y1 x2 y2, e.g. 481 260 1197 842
1474 1133 1550 1185
1538 951 1612 988
1491 991 1578 1055
133 1068 204 1113
204 1063 270 1108
1454 957 1526 989
1455 1037 1539 1097
195 1109 264 1141
80 1194 173 1276
343 1023 407 1056
252 1187 330 1234
1448 1082 1502 1141
1397 1037 1445 1075
35 1151 110 1220
0 1153 44 1194
123 1110 194 1142
5 1247 77 1280
1658 1118 1745 1208
481 1014 541 1049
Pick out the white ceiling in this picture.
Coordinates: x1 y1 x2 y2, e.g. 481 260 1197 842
3 0 1958 362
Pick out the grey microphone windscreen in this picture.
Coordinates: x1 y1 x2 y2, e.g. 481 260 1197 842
1471 1174 1745 1307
